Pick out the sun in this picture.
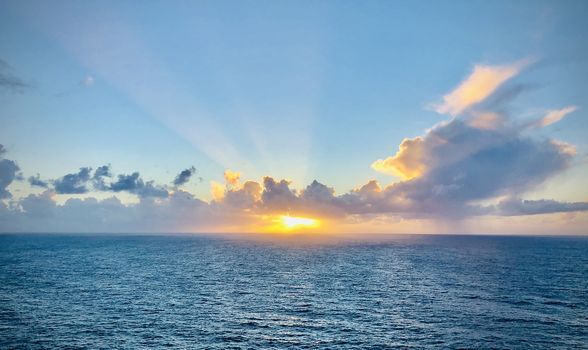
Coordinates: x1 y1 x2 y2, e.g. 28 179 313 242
280 215 319 229
260 215 321 233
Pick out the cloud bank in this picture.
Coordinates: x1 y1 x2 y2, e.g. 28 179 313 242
1 59 587 234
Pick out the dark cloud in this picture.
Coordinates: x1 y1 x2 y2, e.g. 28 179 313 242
28 174 49 188
496 198 588 216
302 180 336 204
0 144 20 199
173 166 196 186
0 59 30 93
261 177 298 212
92 165 112 190
110 172 168 198
222 181 262 209
94 165 112 178
298 180 348 217
53 167 92 194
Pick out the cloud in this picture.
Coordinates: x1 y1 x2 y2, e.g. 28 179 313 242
224 170 241 186
372 137 427 179
261 177 298 212
496 198 588 216
434 59 531 116
28 174 49 188
466 111 506 130
222 180 262 209
2 56 587 233
110 172 168 198
531 106 578 128
0 144 20 199
368 110 585 219
92 165 112 190
0 59 30 93
0 189 231 233
53 167 92 194
173 166 196 186
210 181 225 201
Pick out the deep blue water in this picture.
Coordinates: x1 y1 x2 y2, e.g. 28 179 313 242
0 234 587 349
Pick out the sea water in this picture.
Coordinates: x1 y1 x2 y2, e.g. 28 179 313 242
1 234 587 349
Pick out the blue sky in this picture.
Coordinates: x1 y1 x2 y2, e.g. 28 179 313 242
1 0 587 233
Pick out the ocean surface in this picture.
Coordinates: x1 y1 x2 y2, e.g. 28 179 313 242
0 234 587 349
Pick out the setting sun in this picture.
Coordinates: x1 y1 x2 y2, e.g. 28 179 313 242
279 215 319 230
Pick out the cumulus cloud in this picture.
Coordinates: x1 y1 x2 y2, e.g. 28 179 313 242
224 169 241 186
110 172 168 198
434 59 531 116
2 57 587 233
370 57 585 218
28 174 49 188
92 165 112 190
0 144 20 199
210 181 226 201
0 59 30 93
222 180 262 209
261 177 298 212
173 166 196 186
370 118 578 217
53 167 92 194
372 137 427 179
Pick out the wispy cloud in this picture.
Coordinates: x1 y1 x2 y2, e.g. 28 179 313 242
434 59 532 116
531 106 578 128
0 58 30 93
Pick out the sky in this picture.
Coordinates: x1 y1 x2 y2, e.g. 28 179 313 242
1 0 588 234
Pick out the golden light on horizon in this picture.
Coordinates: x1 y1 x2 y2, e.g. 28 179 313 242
280 215 319 229
261 215 321 233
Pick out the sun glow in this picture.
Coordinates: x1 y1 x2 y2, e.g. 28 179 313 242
280 215 319 229
258 214 323 234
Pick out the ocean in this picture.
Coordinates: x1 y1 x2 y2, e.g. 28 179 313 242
1 234 587 349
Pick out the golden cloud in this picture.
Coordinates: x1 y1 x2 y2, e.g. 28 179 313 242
434 59 531 116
